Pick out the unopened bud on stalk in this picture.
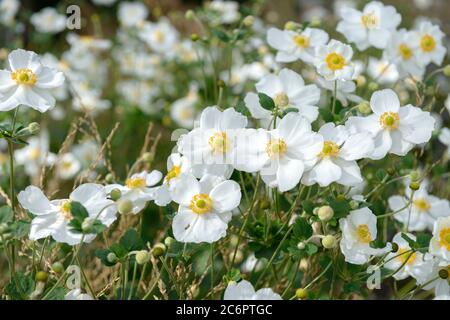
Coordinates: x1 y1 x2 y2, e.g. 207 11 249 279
356 75 366 87
443 65 450 77
356 101 371 115
310 18 321 27
368 82 379 91
295 288 308 299
284 21 298 31
81 218 94 233
217 79 225 88
322 235 337 249
297 241 306 250
109 188 122 201
136 250 151 265
51 262 64 274
409 171 420 182
105 173 114 184
387 167 396 176
117 199 133 215
185 10 195 20
391 243 399 253
349 200 359 210
142 152 153 162
243 15 254 27
152 243 166 257
27 122 40 135
191 33 199 42
438 268 449 279
164 236 175 248
35 271 48 283
107 252 118 264
409 181 420 191
317 206 334 221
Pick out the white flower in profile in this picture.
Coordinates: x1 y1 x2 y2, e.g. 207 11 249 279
438 127 450 157
316 77 362 107
429 217 450 262
267 27 329 64
171 173 241 243
336 1 401 51
0 49 64 112
177 106 247 178
415 21 446 67
105 170 163 214
18 184 117 245
339 207 392 265
314 40 355 81
302 123 373 187
224 280 282 300
139 18 178 54
65 289 94 300
234 113 323 192
56 153 81 180
384 233 427 280
413 256 449 297
208 0 240 24
0 0 19 26
72 84 111 115
30 7 66 34
384 29 424 79
346 89 435 160
367 58 399 84
170 88 198 129
118 1 148 28
245 68 321 123
66 33 112 52
388 187 450 232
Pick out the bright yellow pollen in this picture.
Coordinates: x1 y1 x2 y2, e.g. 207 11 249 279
399 44 413 60
379 112 400 130
438 228 450 251
274 92 289 108
266 139 287 158
325 53 346 71
318 141 340 158
28 148 40 161
420 34 436 53
165 165 181 183
413 198 431 213
190 194 213 214
397 248 417 265
126 177 146 189
208 131 230 154
154 30 165 43
361 13 378 29
11 68 37 85
60 200 73 220
293 34 310 48
356 224 372 243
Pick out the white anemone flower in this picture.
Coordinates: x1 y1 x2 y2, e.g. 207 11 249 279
267 27 329 64
346 89 435 160
430 217 450 262
413 256 450 297
56 153 81 180
18 184 117 245
118 1 148 28
314 40 355 81
384 233 427 280
66 33 112 52
245 68 321 123
139 19 178 54
171 173 241 243
367 58 399 84
234 113 323 192
65 289 94 300
0 49 64 112
388 188 450 232
177 106 247 179
339 207 392 265
105 170 163 214
336 1 401 51
208 0 240 24
0 0 19 26
415 21 446 67
30 7 66 34
223 280 282 300
170 88 198 129
302 123 374 187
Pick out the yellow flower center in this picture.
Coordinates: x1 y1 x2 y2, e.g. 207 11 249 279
80 35 94 43
190 194 213 214
126 177 146 189
28 148 40 161
179 109 193 120
379 112 400 130
399 44 413 60
356 224 372 243
293 34 310 48
274 92 289 108
165 165 181 183
318 141 340 158
325 52 346 71
413 198 431 213
439 228 450 251
361 13 378 29
60 200 73 220
154 30 165 43
266 138 287 158
11 68 37 85
397 248 417 265
420 34 436 53
208 131 230 154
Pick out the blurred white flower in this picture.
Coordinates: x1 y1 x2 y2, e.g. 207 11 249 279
224 280 281 300
208 0 240 24
30 7 66 34
367 57 399 84
118 1 148 28
430 217 450 262
0 0 19 26
139 18 178 54
65 289 94 300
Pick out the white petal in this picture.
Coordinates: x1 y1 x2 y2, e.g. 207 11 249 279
370 89 400 114
210 180 241 212
18 185 53 215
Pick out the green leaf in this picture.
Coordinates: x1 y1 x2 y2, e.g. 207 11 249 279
212 29 230 42
119 229 144 252
0 206 13 224
258 93 275 111
292 217 313 240
319 107 333 122
5 272 34 299
301 200 315 214
10 220 30 239
235 100 251 117
70 201 89 220
281 108 298 117
401 233 417 248
327 197 350 219
95 249 118 267
305 243 318 256
44 287 65 300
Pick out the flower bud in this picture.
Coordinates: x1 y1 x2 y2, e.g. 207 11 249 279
217 79 225 88
368 82 379 91
27 122 40 135
409 170 420 182
243 15 254 27
349 200 358 210
438 268 449 279
357 101 371 115
164 236 175 248
191 33 199 42
391 243 399 253
35 271 48 283
356 75 366 87
443 65 450 77
317 206 334 221
409 182 420 191
142 152 153 162
295 288 308 299
136 250 151 265
322 235 337 249
284 21 298 31
81 218 94 233
185 10 195 20
107 252 118 264
297 241 306 250
105 173 114 184
313 207 319 215
117 199 133 215
109 188 122 201
51 262 64 274
152 243 166 258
